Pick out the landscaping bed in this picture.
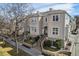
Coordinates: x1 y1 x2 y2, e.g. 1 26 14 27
43 40 58 52
24 35 40 45
24 39 34 45
22 42 32 48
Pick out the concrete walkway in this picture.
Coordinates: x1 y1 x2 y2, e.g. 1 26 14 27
68 33 79 56
71 34 79 56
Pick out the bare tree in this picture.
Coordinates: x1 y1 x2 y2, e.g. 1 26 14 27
0 15 6 34
0 3 34 54
0 16 4 29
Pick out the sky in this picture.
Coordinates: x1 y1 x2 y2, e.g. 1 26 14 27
32 3 79 16
0 3 79 17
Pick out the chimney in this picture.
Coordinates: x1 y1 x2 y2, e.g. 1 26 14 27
49 8 52 11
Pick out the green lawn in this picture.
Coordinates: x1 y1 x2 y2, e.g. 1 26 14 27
0 39 31 56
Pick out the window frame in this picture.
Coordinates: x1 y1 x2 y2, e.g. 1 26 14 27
52 28 58 35
56 15 58 21
53 16 55 21
53 15 59 21
45 17 47 22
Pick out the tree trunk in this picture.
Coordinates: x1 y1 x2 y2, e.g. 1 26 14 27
15 18 19 55
15 35 19 54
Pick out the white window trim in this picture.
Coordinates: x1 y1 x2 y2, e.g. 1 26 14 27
52 28 58 35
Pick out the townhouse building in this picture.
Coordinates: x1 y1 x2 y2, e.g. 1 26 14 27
10 8 75 45
29 8 75 42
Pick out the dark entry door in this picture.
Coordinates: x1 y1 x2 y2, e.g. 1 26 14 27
44 26 48 35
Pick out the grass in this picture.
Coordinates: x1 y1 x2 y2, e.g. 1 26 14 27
58 51 71 56
43 46 58 52
0 39 31 56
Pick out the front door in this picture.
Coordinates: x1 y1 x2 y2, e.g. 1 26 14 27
44 26 48 35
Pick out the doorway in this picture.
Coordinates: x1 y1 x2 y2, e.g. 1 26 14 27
44 26 48 35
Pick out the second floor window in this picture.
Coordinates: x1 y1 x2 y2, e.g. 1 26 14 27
53 16 55 21
53 15 59 21
56 15 58 21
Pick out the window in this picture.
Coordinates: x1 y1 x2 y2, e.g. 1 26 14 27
53 16 55 21
53 15 59 21
32 27 36 32
34 27 36 32
56 15 58 21
45 18 47 22
52 28 58 35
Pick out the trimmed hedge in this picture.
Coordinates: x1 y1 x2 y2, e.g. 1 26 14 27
53 39 63 49
34 35 40 42
43 40 52 47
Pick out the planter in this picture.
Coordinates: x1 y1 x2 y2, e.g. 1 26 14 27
42 49 56 56
57 50 71 56
22 42 32 48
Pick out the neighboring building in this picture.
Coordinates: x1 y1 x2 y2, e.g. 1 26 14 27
29 8 75 42
69 17 76 34
75 16 79 29
29 11 43 37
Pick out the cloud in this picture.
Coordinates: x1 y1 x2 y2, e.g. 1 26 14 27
35 3 76 16
52 4 75 15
